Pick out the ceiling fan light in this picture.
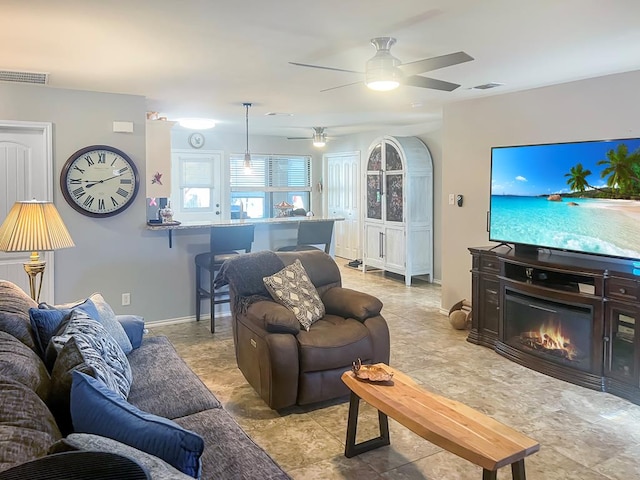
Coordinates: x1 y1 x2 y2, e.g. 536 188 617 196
312 136 326 148
366 37 402 92
366 79 400 91
312 127 327 147
178 117 216 129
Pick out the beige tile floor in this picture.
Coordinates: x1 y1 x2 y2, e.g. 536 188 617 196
150 260 640 480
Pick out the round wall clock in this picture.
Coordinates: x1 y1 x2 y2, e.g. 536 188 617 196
60 145 140 218
188 132 205 149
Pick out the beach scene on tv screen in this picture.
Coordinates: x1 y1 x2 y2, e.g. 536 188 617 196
490 138 640 260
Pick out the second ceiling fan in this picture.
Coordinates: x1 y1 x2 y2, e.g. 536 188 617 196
290 37 473 92
287 127 328 147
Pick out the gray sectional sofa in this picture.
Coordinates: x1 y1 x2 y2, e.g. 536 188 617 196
0 280 289 479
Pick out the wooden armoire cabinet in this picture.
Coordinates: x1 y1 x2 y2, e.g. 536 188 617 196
362 136 433 285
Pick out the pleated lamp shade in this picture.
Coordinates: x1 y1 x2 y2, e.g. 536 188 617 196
0 200 75 254
0 200 74 301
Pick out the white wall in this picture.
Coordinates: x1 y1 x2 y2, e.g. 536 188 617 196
441 69 640 310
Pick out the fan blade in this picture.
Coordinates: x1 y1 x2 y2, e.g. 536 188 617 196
398 51 473 77
289 62 363 75
287 137 311 140
320 81 363 92
402 75 460 91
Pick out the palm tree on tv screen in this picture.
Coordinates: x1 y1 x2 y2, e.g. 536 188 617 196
564 163 592 193
596 144 640 197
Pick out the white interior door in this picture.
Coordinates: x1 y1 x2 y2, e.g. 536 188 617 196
324 151 360 260
0 121 54 300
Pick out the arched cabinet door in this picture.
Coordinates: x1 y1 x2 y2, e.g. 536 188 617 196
366 143 383 220
362 136 434 286
385 142 403 223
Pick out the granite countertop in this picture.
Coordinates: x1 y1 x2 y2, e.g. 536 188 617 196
146 216 344 231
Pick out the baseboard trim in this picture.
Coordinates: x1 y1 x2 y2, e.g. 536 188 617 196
146 316 195 328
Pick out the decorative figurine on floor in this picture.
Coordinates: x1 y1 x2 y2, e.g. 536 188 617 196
448 299 472 329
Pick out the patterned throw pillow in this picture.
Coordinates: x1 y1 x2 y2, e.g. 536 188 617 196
30 298 101 358
263 259 325 331
49 330 131 435
40 293 132 354
49 310 132 399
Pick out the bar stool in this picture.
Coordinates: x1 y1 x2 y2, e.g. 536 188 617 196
195 224 255 333
277 220 334 254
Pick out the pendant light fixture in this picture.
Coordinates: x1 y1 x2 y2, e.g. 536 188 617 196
243 102 252 174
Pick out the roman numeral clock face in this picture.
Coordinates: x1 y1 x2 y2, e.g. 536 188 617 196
60 145 140 217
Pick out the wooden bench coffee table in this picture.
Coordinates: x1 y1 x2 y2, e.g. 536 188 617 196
341 364 539 480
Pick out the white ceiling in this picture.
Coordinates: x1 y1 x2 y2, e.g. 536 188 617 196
2 0 640 138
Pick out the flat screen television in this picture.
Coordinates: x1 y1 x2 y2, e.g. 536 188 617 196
489 137 640 261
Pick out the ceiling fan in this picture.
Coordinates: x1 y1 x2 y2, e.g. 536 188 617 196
287 127 328 147
290 37 473 92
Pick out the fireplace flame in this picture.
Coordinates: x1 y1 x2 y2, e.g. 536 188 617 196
520 323 578 361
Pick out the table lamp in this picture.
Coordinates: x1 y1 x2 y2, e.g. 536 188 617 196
0 200 75 301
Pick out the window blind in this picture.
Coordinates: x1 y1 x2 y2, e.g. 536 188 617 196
230 154 311 189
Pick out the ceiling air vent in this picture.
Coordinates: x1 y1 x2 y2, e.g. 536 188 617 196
0 70 49 85
471 82 504 90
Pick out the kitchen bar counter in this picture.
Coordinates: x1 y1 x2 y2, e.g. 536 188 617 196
147 216 344 248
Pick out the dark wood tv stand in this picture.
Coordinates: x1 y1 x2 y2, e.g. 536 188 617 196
469 245 640 405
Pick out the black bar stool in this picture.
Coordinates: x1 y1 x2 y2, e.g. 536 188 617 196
277 220 334 254
195 224 255 333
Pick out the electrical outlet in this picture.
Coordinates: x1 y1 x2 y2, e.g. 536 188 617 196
121 293 131 306
448 193 455 205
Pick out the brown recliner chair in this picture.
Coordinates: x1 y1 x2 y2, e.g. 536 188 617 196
215 249 390 410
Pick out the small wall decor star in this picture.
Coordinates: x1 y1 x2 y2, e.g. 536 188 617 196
151 172 163 185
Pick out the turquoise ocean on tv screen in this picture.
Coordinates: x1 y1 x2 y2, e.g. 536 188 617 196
490 195 640 259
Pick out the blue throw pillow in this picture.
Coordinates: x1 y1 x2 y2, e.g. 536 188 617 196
115 315 145 349
71 371 204 478
29 299 100 357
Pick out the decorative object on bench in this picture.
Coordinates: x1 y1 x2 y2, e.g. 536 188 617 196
342 364 540 480
215 249 390 409
351 358 393 382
